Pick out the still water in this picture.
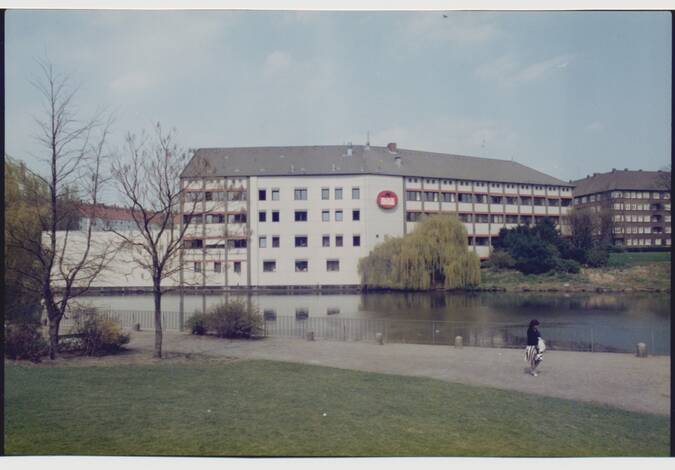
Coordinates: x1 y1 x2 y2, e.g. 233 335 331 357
76 291 671 354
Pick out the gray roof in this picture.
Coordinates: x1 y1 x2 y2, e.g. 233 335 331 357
182 145 570 186
572 169 671 196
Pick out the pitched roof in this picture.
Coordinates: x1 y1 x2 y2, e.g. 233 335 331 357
181 145 570 186
572 170 670 196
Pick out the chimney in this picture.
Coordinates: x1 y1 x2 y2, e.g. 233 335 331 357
624 168 628 171
394 155 402 167
387 142 397 153
346 142 353 157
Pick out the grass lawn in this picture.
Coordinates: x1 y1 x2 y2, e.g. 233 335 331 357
4 359 670 457
607 251 671 268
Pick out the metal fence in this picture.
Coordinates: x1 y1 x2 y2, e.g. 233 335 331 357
63 309 671 355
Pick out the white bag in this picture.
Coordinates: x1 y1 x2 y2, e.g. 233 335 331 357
537 337 546 353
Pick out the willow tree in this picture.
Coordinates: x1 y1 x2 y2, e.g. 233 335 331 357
358 214 480 290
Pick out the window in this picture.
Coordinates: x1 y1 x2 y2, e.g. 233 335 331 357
336 235 343 247
184 239 203 249
295 236 308 247
327 308 340 315
228 239 247 249
322 235 330 247
272 211 279 222
353 235 361 246
259 236 267 248
263 260 276 272
491 215 504 224
352 187 360 199
227 191 246 201
506 215 518 224
520 197 532 206
458 193 472 203
295 308 309 319
258 189 267 201
272 236 280 248
321 188 330 200
406 212 420 222
406 191 421 201
441 192 455 202
228 213 247 224
183 214 204 224
194 261 202 273
233 261 241 273
295 260 308 272
205 192 213 201
458 213 473 223
476 214 489 223
186 191 202 202
214 262 222 273
352 209 360 221
533 198 545 206
205 214 225 224
424 191 438 202
259 211 267 222
335 187 343 200
335 210 343 222
474 194 486 204
264 309 277 320
322 210 330 222
295 210 308 222
490 196 503 204
327 260 340 272
294 188 308 200
271 189 280 200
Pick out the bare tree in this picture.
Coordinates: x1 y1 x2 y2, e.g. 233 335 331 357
111 124 203 358
5 60 116 358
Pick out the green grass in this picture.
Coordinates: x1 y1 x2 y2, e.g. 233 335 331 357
4 360 670 456
607 251 671 268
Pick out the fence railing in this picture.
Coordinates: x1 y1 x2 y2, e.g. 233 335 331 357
62 309 671 355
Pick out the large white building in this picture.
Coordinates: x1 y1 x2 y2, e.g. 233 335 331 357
179 143 573 288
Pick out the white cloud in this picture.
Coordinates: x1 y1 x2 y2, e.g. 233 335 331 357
476 53 574 86
263 50 293 76
368 116 521 161
586 121 605 132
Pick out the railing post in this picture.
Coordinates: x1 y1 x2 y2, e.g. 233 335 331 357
590 326 594 352
432 321 435 345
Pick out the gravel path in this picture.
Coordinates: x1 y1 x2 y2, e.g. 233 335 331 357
130 331 670 416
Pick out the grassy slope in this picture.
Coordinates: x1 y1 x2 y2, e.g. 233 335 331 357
4 360 669 457
481 252 671 291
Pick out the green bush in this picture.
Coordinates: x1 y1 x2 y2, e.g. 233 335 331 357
4 322 48 362
556 258 581 274
186 311 210 335
72 308 130 356
487 250 516 269
191 301 263 339
586 246 609 268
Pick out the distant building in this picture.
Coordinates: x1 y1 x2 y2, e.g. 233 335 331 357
75 203 159 232
178 143 574 288
572 169 671 248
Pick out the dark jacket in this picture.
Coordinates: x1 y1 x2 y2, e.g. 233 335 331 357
527 327 541 346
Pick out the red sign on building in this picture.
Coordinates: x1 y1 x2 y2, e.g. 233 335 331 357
377 190 398 209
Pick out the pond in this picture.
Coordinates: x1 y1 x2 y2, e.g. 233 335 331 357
74 291 671 354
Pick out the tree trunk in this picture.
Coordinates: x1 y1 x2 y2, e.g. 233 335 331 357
48 312 61 360
153 282 163 358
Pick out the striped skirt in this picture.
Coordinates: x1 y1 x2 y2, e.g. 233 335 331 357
524 345 543 369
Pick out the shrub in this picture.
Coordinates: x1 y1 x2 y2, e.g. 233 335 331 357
205 301 263 339
586 246 609 268
72 308 130 356
4 322 48 362
556 258 581 274
186 311 210 335
487 250 516 269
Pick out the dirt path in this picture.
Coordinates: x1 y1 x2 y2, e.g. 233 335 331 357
126 331 670 416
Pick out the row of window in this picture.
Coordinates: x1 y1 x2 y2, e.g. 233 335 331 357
613 226 670 234
610 191 670 200
406 178 571 192
619 238 671 246
406 191 571 206
194 260 241 273
405 212 561 225
185 191 246 202
257 187 361 202
258 234 360 248
613 214 671 223
259 209 360 223
193 259 344 274
184 239 248 249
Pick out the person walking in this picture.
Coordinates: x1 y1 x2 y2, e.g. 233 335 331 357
525 319 544 376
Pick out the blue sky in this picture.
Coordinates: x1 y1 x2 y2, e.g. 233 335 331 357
5 10 671 192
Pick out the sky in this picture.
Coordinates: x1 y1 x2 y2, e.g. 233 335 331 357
5 9 672 201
